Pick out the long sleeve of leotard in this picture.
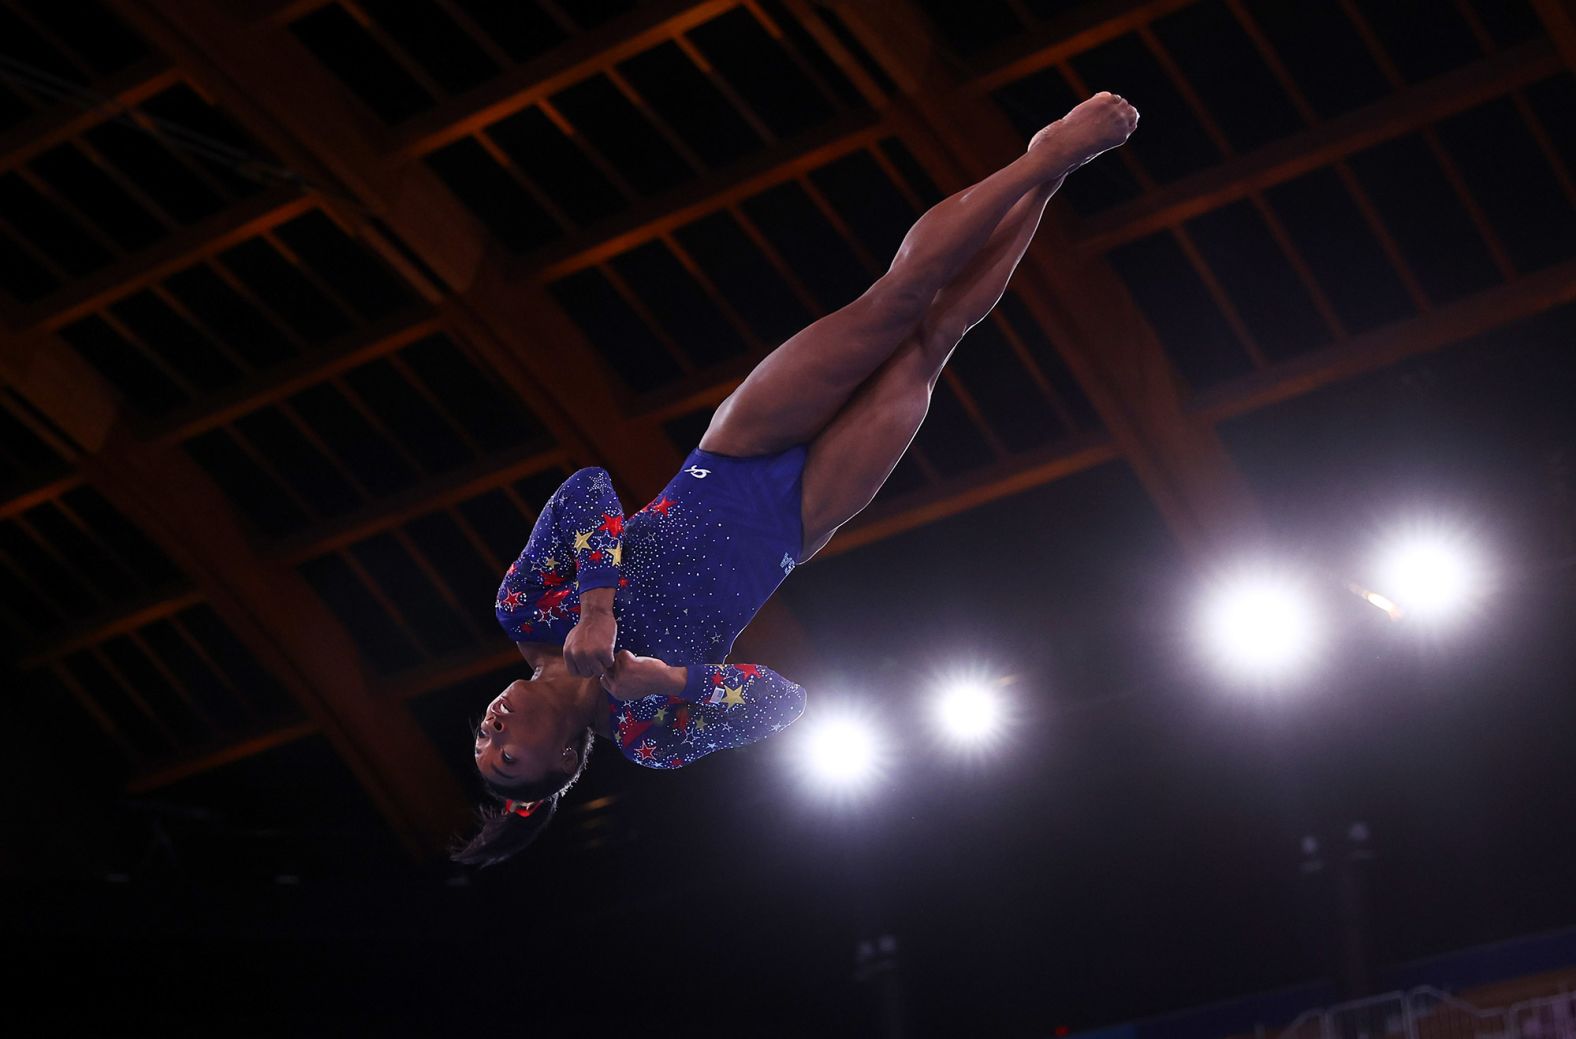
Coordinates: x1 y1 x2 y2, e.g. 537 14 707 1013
611 662 807 769
495 467 624 643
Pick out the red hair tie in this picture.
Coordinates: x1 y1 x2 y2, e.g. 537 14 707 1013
504 799 540 818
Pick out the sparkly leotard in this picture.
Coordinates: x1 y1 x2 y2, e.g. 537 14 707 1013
495 448 809 769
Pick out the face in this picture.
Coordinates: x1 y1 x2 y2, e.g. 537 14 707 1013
473 679 578 787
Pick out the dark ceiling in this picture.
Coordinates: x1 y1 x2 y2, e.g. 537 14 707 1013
2 0 1574 1035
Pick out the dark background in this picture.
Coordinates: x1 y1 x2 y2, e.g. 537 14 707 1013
2 0 1574 1035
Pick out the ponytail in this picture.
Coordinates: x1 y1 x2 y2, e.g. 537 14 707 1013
451 725 596 867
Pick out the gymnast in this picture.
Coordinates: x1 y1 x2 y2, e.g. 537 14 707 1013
455 92 1138 865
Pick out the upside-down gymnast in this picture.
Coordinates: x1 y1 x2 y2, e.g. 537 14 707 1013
455 93 1139 865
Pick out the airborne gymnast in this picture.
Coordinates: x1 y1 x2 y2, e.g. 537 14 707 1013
456 92 1139 865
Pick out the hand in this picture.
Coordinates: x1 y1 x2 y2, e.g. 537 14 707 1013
563 607 617 679
599 650 686 701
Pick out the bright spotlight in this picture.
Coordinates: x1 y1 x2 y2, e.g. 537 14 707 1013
1201 570 1320 679
1374 530 1483 621
800 709 882 792
932 679 1004 745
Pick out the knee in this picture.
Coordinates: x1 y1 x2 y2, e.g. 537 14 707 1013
856 275 931 336
918 316 969 365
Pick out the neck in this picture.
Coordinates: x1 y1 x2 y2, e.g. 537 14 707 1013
526 648 612 738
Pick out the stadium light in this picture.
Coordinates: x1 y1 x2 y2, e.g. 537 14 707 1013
931 676 1005 747
799 707 883 794
1372 528 1483 622
1200 567 1320 679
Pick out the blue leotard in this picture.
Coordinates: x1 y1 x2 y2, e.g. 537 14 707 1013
495 447 809 769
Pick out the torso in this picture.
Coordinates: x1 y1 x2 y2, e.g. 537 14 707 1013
589 445 808 664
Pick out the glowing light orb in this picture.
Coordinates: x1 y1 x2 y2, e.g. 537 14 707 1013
932 679 1004 745
1201 570 1320 678
802 712 881 789
1375 531 1482 621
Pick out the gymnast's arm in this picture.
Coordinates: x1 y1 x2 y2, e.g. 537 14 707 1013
609 659 808 768
494 467 625 664
604 654 805 717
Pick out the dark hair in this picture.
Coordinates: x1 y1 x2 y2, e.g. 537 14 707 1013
450 725 597 867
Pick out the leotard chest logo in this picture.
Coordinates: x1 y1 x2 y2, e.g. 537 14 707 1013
684 466 711 479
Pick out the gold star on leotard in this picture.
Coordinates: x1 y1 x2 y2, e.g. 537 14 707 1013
653 706 668 723
572 529 594 552
721 684 746 707
611 543 623 566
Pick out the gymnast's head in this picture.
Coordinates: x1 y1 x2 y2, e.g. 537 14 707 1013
451 674 597 866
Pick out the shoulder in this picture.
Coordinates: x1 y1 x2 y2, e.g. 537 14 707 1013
566 466 613 487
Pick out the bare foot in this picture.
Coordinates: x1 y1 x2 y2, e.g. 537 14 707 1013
1028 92 1139 172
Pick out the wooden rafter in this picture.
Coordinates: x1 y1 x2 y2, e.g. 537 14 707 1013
0 327 470 857
386 0 742 161
0 58 182 176
1077 42 1561 253
13 186 314 336
112 0 680 490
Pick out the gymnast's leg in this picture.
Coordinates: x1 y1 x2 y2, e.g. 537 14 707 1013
699 92 1138 459
796 93 1136 558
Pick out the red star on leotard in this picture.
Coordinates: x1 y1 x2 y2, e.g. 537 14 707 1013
711 672 724 686
636 741 657 761
733 663 762 679
499 590 523 609
619 716 655 748
649 497 676 516
599 513 623 538
537 587 572 612
667 756 684 768
589 550 602 563
541 572 565 587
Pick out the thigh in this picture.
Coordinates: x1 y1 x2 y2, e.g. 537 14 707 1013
699 277 930 458
798 340 938 560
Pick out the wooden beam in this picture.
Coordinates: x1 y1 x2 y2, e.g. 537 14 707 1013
525 111 888 283
78 432 470 856
117 0 681 493
823 434 1122 556
826 0 1260 557
20 441 567 667
1531 0 1576 70
0 472 83 521
127 719 318 793
0 332 121 452
0 58 182 176
146 307 444 445
17 587 202 669
386 0 741 161
965 0 1198 96
1077 42 1562 253
13 186 314 335
269 442 568 564
1193 257 1576 424
0 323 470 856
